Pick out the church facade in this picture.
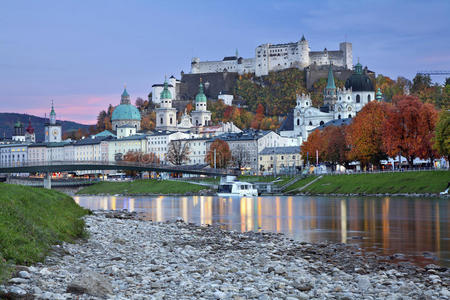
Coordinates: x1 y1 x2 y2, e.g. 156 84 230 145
280 62 379 143
190 36 352 77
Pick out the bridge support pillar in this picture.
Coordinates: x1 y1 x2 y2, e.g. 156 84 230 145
44 172 52 189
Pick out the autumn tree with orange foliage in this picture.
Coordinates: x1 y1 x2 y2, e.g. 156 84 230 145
122 151 160 176
185 102 194 114
382 96 438 167
346 101 389 169
141 112 156 131
206 139 231 169
251 103 265 129
322 125 349 169
300 129 325 165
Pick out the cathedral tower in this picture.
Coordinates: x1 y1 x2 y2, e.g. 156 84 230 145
191 80 212 127
155 79 177 131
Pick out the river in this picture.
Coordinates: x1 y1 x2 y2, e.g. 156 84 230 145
73 195 449 267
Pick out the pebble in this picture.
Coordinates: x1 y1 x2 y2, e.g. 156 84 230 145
1 210 447 299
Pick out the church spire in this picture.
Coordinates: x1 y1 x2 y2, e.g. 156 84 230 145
326 64 336 90
50 100 56 125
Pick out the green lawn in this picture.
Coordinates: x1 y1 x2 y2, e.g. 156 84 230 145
76 179 208 195
296 171 450 194
0 184 88 282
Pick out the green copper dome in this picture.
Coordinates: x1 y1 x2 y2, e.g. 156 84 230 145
14 120 22 128
160 80 172 99
345 61 374 92
111 104 141 121
195 82 207 103
376 88 383 101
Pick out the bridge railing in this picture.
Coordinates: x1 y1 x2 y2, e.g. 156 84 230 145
0 160 237 175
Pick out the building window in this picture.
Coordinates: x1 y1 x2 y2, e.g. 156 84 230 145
309 121 312 126
170 118 173 124
356 94 360 103
320 121 324 125
160 118 163 124
297 119 300 126
368 94 371 102
338 115 341 119
349 114 352 118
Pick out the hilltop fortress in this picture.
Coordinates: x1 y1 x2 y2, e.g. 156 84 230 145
191 35 352 77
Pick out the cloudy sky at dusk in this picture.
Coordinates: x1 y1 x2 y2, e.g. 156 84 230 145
1 0 449 124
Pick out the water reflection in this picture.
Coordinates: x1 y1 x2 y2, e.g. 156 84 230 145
73 195 449 267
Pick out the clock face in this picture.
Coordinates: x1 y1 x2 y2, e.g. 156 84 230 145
52 129 58 136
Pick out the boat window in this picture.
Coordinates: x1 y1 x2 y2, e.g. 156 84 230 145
218 184 233 193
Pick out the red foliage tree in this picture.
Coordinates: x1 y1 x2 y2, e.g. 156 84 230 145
383 96 438 167
251 103 265 129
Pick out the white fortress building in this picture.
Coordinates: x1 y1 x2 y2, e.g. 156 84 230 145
191 36 352 76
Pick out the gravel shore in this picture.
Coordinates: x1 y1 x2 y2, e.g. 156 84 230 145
1 210 449 299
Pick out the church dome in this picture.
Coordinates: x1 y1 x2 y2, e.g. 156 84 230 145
111 104 141 121
195 82 207 103
160 80 172 100
344 62 375 92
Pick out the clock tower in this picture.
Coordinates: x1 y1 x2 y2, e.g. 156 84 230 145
45 101 62 143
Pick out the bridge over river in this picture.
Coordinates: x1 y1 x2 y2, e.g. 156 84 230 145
0 161 236 189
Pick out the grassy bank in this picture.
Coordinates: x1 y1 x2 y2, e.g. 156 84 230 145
0 184 88 281
76 179 208 195
292 171 450 194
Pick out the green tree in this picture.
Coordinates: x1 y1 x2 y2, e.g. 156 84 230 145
434 110 450 161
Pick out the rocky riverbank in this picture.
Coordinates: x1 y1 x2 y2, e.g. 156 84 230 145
1 211 449 299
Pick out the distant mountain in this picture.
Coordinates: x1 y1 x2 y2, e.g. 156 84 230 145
0 113 93 142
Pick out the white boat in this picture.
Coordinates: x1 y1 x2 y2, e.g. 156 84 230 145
217 176 258 197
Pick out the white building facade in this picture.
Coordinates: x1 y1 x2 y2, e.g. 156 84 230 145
280 62 376 143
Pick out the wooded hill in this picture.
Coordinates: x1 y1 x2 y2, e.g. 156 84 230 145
0 113 92 142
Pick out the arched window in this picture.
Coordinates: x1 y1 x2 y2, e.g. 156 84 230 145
309 121 312 126
338 115 341 119
297 119 300 126
319 121 324 125
349 114 352 118
196 120 199 126
170 118 173 124
160 118 163 124
356 94 360 103
368 94 371 101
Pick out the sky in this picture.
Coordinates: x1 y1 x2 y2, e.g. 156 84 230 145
1 0 449 124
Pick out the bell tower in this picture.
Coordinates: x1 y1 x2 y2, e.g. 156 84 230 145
44 101 62 142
